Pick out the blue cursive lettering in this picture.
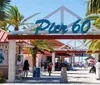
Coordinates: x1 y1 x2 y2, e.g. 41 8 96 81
35 19 91 34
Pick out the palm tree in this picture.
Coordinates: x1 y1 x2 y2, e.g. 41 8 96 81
2 5 54 68
84 1 100 59
85 40 98 52
84 18 100 53
5 5 40 31
3 5 44 67
84 39 100 60
84 15 100 52
0 0 10 20
85 0 100 50
86 0 100 28
85 15 100 21
28 40 54 67
93 17 100 29
86 0 100 16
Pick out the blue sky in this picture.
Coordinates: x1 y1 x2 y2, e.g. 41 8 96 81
11 0 86 24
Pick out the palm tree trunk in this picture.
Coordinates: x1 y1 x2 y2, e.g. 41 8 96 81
32 54 36 67
32 47 38 67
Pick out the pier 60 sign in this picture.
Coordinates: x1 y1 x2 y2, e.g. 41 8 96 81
11 19 91 35
35 19 91 34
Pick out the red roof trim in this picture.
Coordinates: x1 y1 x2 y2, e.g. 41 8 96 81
55 50 100 53
8 35 100 39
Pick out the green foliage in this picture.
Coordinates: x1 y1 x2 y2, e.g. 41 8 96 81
29 40 54 67
85 5 100 51
0 22 10 31
86 0 100 16
0 72 6 83
0 0 10 10
30 40 54 52
5 5 24 30
85 15 100 21
85 39 100 53
85 15 100 29
0 0 10 21
0 4 40 31
24 39 55 67
0 5 40 31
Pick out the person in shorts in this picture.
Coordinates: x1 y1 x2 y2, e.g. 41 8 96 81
47 62 52 76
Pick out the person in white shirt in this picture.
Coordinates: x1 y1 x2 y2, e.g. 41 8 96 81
95 60 100 80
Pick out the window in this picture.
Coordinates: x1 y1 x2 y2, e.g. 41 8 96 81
0 49 4 64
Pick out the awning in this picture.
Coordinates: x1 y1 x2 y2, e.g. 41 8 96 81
0 29 8 42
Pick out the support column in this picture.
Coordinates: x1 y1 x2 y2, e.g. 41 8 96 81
69 57 72 64
72 53 75 67
8 40 16 82
95 53 99 64
61 7 64 24
52 52 55 71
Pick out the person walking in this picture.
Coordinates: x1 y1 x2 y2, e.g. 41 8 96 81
84 60 88 70
44 62 47 71
23 60 30 78
47 62 52 76
95 60 100 80
60 64 68 83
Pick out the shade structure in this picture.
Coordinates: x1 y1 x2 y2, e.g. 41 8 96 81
0 29 8 42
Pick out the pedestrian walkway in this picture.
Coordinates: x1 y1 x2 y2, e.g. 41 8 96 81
1 68 100 85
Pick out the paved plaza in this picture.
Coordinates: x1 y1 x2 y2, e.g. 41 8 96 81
1 68 100 85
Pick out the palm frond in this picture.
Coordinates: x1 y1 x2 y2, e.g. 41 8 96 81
22 12 40 23
0 0 10 10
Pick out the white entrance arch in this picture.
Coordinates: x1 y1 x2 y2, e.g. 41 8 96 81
8 6 100 82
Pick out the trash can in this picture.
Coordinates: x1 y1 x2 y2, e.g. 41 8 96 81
33 67 40 77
